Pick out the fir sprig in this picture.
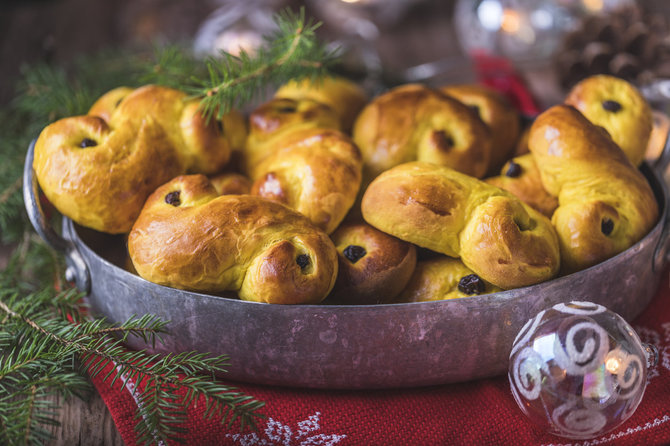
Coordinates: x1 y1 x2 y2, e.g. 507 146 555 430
192 7 339 120
0 286 265 445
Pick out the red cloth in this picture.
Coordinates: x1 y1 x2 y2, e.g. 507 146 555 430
91 274 670 446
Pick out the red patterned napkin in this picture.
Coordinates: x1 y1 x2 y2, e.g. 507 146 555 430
91 272 670 446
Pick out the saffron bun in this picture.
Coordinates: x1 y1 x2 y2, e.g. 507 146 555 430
250 127 363 234
564 74 653 167
275 75 368 132
128 174 338 304
208 172 252 195
361 161 560 289
352 84 493 184
485 153 558 218
326 222 417 304
243 97 341 175
33 115 182 234
440 84 520 175
34 85 246 234
396 256 502 303
528 104 658 273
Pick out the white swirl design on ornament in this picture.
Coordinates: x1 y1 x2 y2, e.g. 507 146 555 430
551 401 607 438
616 350 644 401
510 309 546 358
511 346 546 401
554 320 609 375
553 302 607 316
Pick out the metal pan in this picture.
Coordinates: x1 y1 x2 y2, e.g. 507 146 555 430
23 138 670 390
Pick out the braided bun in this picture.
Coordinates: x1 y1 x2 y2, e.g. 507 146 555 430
128 174 338 304
250 127 362 234
361 162 560 289
528 104 658 273
352 84 492 183
327 222 417 304
440 84 520 175
485 153 558 218
397 256 501 303
564 75 652 166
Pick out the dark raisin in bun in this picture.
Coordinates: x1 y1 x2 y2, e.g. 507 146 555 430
326 223 417 304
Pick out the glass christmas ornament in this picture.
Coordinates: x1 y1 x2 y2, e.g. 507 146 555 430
509 301 658 440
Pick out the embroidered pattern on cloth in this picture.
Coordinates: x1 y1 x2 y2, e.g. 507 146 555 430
225 412 347 446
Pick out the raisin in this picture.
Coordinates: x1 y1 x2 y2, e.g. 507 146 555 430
505 161 522 177
601 218 614 235
296 254 310 269
343 245 366 263
277 106 296 114
432 130 454 151
602 100 622 112
468 104 480 118
216 120 224 134
79 138 98 148
458 274 485 295
165 191 181 206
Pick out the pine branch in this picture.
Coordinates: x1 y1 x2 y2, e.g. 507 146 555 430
0 288 265 445
190 7 339 120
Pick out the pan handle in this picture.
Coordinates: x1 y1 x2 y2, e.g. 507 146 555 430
22 140 91 294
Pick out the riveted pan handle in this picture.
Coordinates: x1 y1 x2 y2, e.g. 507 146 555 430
22 140 91 294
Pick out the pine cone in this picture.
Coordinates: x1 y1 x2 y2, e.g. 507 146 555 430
554 5 670 89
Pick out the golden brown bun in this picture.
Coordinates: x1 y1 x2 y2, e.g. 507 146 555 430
244 97 341 174
88 86 133 122
361 161 560 289
128 174 338 304
485 153 558 218
275 76 368 132
564 75 652 166
327 222 417 304
111 85 243 174
33 115 182 233
528 104 658 273
250 127 362 234
34 85 247 234
396 256 502 303
208 172 252 195
352 84 492 184
440 84 520 175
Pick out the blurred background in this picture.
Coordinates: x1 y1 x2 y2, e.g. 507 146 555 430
2 0 670 109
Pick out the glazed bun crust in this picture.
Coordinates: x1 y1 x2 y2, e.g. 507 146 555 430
244 97 341 174
361 162 560 289
33 115 181 234
328 223 417 304
111 85 238 174
250 127 363 234
208 172 252 195
275 76 368 132
528 104 658 273
353 84 492 183
397 256 501 303
128 175 338 304
88 86 133 122
564 74 652 166
440 84 520 175
485 153 558 218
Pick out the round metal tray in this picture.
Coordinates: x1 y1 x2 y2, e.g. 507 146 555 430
23 139 670 389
